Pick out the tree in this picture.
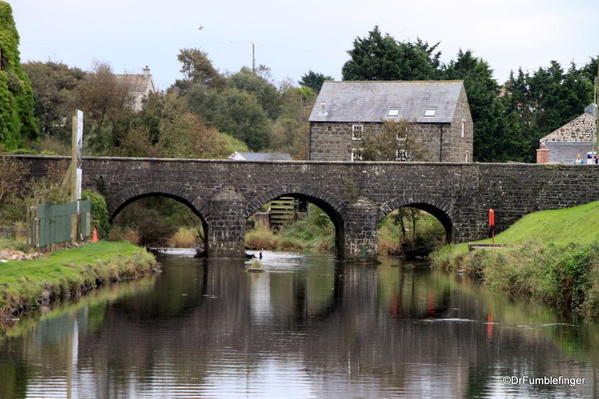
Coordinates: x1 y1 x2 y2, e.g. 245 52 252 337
77 62 134 154
230 67 281 119
22 61 86 143
357 120 425 161
299 70 333 93
174 48 226 93
442 50 516 162
0 1 38 150
342 26 441 81
504 61 594 162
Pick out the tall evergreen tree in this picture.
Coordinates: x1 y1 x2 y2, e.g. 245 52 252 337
299 70 333 93
443 50 517 161
342 26 441 81
0 1 38 150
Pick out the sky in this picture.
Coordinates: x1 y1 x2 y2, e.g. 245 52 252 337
10 0 599 90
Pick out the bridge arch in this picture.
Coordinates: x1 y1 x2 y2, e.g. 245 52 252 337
108 183 209 248
379 194 456 243
244 186 346 257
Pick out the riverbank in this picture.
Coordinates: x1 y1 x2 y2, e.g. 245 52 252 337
432 200 599 318
0 241 158 317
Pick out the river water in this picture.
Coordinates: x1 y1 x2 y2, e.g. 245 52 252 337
0 250 598 398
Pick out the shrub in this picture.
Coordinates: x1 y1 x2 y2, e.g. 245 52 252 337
167 227 198 248
82 189 110 238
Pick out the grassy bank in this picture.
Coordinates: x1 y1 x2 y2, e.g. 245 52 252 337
432 201 599 318
0 241 158 316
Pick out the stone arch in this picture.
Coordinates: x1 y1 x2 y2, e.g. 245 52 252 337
379 193 456 243
244 185 346 257
108 182 209 248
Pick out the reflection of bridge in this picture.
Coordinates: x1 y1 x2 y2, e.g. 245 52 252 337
14 155 599 259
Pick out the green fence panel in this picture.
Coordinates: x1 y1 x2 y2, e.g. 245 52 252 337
32 200 91 247
79 201 91 238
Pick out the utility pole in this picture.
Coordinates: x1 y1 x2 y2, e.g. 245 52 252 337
252 42 255 74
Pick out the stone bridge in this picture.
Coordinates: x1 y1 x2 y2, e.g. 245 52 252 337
11 155 599 260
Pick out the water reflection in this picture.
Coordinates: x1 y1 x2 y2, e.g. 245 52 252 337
0 251 598 398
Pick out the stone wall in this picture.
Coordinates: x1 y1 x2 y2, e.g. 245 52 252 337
447 87 474 162
8 155 599 260
310 121 449 162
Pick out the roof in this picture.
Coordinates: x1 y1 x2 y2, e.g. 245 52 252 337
540 109 596 143
228 152 292 161
115 74 154 94
309 80 465 123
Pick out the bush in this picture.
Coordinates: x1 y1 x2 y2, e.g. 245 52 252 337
82 189 110 238
167 227 198 248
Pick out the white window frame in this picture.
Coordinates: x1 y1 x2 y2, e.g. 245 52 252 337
396 133 407 142
351 148 363 162
351 124 363 141
396 149 409 162
424 108 437 117
461 119 466 138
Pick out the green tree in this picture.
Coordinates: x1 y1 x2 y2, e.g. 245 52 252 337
0 1 38 150
230 67 281 119
187 86 271 151
174 48 226 93
120 92 247 158
22 61 86 143
442 50 517 161
504 61 594 162
342 26 441 81
77 63 134 154
299 70 333 93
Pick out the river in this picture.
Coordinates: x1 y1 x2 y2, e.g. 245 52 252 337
0 250 598 398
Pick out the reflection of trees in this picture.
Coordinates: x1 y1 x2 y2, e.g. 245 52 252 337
1 255 598 398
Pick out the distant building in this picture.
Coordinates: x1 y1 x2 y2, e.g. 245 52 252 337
537 104 597 164
308 80 473 162
228 152 292 161
115 66 156 111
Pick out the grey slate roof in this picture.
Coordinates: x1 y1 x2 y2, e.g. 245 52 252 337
229 152 292 161
309 80 464 123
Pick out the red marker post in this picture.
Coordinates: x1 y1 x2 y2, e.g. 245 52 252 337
488 209 495 243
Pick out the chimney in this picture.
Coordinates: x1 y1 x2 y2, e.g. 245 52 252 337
320 101 327 116
584 103 597 117
143 65 150 79
536 142 549 163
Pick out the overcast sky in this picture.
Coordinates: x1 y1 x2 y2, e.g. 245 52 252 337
10 0 598 90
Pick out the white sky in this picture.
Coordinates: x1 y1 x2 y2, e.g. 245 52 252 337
10 0 599 90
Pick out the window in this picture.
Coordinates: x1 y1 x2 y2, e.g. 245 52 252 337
352 124 363 140
396 133 407 142
461 119 466 137
386 108 400 118
396 149 409 162
465 151 470 162
351 148 363 161
424 108 437 117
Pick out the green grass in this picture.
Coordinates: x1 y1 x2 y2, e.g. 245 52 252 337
431 200 599 318
0 241 156 316
438 200 599 260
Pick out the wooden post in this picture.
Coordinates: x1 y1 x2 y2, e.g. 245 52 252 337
70 110 83 242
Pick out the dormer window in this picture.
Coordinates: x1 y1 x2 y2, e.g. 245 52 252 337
386 108 400 118
424 108 437 117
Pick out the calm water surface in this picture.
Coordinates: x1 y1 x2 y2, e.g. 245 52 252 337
0 250 598 398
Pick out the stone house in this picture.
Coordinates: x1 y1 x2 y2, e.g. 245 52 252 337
536 104 597 164
115 66 156 112
308 80 473 162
